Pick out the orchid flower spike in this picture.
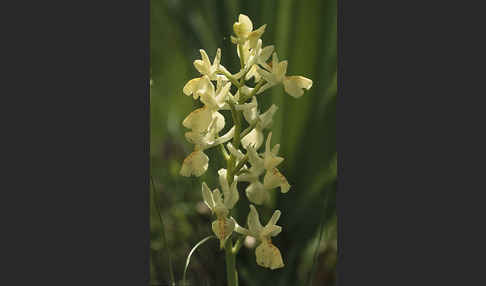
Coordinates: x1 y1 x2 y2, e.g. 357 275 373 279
179 13 314 273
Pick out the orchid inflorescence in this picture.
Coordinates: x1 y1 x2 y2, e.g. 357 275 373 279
179 14 312 271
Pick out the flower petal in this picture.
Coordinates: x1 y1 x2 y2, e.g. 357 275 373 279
283 76 313 98
263 168 291 193
218 169 239 209
248 24 267 49
277 61 288 80
201 182 214 211
255 241 284 270
182 106 212 131
233 14 253 38
245 181 269 205
213 48 221 68
212 217 235 249
259 45 274 66
241 128 264 150
213 126 236 146
183 77 205 99
212 189 229 218
212 111 225 133
180 150 209 177
231 217 250 236
259 104 278 129
246 144 265 171
261 210 282 238
242 97 259 124
247 205 263 234
264 132 284 170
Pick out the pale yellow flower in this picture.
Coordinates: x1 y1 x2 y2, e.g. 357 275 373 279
235 205 284 270
263 167 291 194
197 76 231 110
182 76 208 99
202 179 239 249
257 53 313 98
232 14 266 49
181 105 235 177
193 49 224 81
180 150 209 177
263 132 284 170
239 133 290 202
241 97 279 150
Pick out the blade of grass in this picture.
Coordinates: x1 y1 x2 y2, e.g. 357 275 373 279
182 235 217 285
151 176 176 286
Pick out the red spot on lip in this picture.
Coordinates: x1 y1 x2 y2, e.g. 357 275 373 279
219 219 225 240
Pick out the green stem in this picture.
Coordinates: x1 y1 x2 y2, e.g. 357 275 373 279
230 104 242 149
238 44 245 73
232 235 245 254
222 42 248 286
225 240 238 286
217 69 242 88
220 143 230 161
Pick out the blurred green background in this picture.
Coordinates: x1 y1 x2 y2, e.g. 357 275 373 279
150 0 337 285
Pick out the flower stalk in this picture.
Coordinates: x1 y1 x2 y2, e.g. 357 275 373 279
225 240 238 286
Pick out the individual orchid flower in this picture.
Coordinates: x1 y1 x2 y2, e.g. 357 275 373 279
238 144 265 182
180 106 235 177
261 133 290 193
235 205 284 270
231 14 266 49
180 125 236 177
184 111 224 148
202 179 239 249
263 132 284 170
197 76 232 110
263 167 291 194
235 39 274 82
237 145 270 204
244 39 274 73
218 168 239 209
193 48 226 81
239 133 288 204
257 53 313 98
182 49 226 99
241 97 279 150
182 104 225 149
182 105 217 133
